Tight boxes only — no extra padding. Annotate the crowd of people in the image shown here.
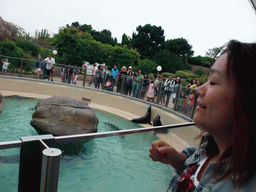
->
[85,64,204,115]
[1,53,203,115]
[34,54,81,85]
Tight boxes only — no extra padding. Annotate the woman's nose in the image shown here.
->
[196,82,206,97]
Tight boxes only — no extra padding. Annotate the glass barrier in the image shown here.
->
[0,148,20,191]
[57,133,174,191]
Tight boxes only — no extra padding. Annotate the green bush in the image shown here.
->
[175,70,195,79]
[194,69,204,76]
[138,59,157,74]
[16,40,40,57]
[188,56,212,67]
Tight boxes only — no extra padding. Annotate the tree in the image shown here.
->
[16,40,40,57]
[106,46,140,69]
[51,27,89,65]
[132,24,165,59]
[188,56,212,67]
[205,46,224,65]
[90,29,117,46]
[0,39,24,70]
[138,59,157,74]
[206,46,224,58]
[35,29,50,40]
[79,24,92,32]
[71,21,80,29]
[164,38,194,58]
[153,50,191,73]
[121,33,132,48]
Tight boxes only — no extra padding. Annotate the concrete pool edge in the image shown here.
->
[0,76,201,151]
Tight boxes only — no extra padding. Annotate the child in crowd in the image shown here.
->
[177,92,186,112]
[186,89,195,115]
[104,79,112,91]
[1,58,11,75]
[145,80,155,102]
[61,66,66,83]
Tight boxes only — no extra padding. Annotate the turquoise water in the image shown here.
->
[0,98,174,192]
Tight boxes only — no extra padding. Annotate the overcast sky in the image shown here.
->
[1,0,256,56]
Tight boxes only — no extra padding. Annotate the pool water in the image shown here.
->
[0,97,175,192]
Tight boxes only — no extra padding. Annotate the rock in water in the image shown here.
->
[30,96,98,136]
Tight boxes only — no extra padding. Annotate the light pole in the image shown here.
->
[53,50,57,63]
[156,66,162,80]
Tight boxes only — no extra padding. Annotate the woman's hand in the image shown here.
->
[149,140,187,171]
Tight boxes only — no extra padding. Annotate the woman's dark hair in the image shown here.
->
[176,77,181,84]
[201,40,256,188]
[190,78,197,85]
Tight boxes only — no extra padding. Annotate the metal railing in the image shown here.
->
[0,122,195,192]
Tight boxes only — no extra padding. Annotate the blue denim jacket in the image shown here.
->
[167,145,256,192]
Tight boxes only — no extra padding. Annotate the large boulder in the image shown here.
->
[30,96,98,136]
[0,17,17,41]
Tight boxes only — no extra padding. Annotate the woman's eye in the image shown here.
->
[209,82,217,85]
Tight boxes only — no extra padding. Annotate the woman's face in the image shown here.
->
[194,53,235,136]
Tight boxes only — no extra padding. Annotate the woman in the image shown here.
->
[95,65,103,89]
[141,73,150,98]
[117,66,127,93]
[186,78,197,89]
[173,77,182,104]
[149,40,255,191]
[125,71,133,96]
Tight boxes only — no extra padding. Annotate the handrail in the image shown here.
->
[0,122,195,150]
[55,122,195,143]
[0,140,22,150]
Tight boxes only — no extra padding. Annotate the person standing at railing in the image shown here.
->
[132,69,142,98]
[172,77,182,105]
[116,66,127,93]
[186,88,195,116]
[149,40,256,191]
[145,80,155,102]
[132,70,137,97]
[141,73,150,99]
[176,91,186,112]
[165,75,175,107]
[110,65,119,90]
[61,65,66,83]
[125,71,133,96]
[43,54,55,81]
[66,64,73,84]
[186,78,197,89]
[127,66,133,75]
[88,64,97,86]
[72,65,80,85]
[160,75,168,105]
[95,65,103,89]
[1,58,11,75]
[153,75,159,102]
[34,54,43,79]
